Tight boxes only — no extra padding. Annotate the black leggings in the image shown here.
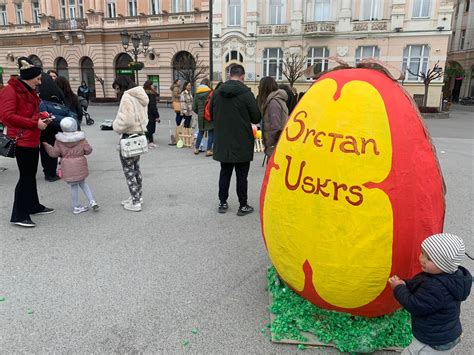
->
[11,146,45,222]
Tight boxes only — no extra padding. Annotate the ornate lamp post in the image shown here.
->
[120,30,151,85]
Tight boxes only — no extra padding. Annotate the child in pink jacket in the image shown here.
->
[43,117,99,214]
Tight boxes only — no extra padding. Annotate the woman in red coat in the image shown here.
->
[1,57,55,227]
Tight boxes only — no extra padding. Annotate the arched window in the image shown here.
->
[225,50,243,63]
[56,57,69,80]
[115,53,134,81]
[28,54,43,67]
[262,48,283,80]
[80,57,95,97]
[172,51,196,83]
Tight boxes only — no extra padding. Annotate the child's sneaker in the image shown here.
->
[73,205,89,214]
[121,196,144,206]
[123,201,142,212]
[90,200,99,211]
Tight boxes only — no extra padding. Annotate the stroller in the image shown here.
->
[78,96,94,126]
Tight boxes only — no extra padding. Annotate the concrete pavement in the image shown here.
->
[0,105,472,353]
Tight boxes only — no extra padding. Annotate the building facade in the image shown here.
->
[446,0,473,100]
[0,0,210,98]
[212,0,455,107]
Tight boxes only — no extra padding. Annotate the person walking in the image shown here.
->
[143,80,160,148]
[257,77,289,158]
[55,76,83,125]
[0,56,55,227]
[43,117,99,214]
[112,76,149,212]
[179,81,193,128]
[210,64,261,216]
[170,79,181,126]
[192,78,214,156]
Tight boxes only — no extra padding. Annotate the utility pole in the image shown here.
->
[209,0,213,82]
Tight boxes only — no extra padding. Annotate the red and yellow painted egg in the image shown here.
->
[260,68,445,317]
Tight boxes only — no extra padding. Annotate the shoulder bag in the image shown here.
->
[119,100,148,158]
[0,129,24,158]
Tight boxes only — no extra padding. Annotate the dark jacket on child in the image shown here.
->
[393,266,472,347]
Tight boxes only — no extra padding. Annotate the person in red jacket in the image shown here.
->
[1,56,55,227]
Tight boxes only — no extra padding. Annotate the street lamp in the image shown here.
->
[120,30,151,84]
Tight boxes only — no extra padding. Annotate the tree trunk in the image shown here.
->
[423,81,429,106]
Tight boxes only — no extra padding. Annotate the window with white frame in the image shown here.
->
[0,6,7,26]
[172,0,192,12]
[355,46,380,64]
[172,0,179,12]
[150,0,160,15]
[68,0,76,18]
[228,0,241,26]
[402,45,430,81]
[412,0,430,18]
[361,0,383,21]
[460,30,466,50]
[263,48,283,80]
[128,0,137,16]
[60,0,66,19]
[15,4,24,24]
[269,0,284,24]
[78,0,84,18]
[184,0,192,12]
[307,47,329,76]
[32,1,40,23]
[106,0,116,18]
[225,50,244,63]
[314,0,331,21]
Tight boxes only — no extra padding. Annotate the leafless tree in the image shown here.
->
[95,74,106,98]
[174,53,209,87]
[406,61,443,107]
[282,52,306,87]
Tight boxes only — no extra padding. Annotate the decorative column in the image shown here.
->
[291,0,303,34]
[390,0,406,31]
[338,0,352,32]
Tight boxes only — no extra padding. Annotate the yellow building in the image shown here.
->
[0,0,210,98]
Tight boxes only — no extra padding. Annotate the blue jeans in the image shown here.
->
[195,130,214,150]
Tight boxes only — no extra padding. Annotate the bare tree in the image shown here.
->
[406,61,443,107]
[282,52,306,87]
[174,53,209,87]
[95,74,106,98]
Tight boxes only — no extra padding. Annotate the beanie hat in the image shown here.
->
[18,56,42,80]
[421,233,465,274]
[60,117,78,133]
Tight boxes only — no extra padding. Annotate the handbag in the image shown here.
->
[120,134,148,158]
[0,130,24,158]
[172,101,181,113]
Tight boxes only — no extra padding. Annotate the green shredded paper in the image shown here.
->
[266,266,412,353]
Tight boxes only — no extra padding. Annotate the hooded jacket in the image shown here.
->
[43,131,92,182]
[259,89,289,157]
[192,84,213,131]
[170,83,180,102]
[179,89,193,116]
[0,77,41,148]
[394,266,472,346]
[113,86,149,135]
[210,80,261,163]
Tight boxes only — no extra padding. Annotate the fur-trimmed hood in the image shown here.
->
[124,86,149,107]
[55,131,86,144]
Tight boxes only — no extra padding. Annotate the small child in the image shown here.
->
[388,233,472,354]
[43,117,99,214]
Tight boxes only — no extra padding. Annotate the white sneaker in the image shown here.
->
[73,205,89,214]
[123,201,142,212]
[148,143,158,148]
[121,196,143,206]
[90,200,99,211]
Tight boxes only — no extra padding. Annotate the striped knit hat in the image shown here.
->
[422,233,465,274]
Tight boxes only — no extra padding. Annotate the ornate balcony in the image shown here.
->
[303,21,336,34]
[352,20,388,32]
[48,18,88,31]
[257,24,290,36]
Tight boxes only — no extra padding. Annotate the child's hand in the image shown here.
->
[388,275,406,289]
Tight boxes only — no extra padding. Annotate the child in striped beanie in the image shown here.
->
[388,233,472,354]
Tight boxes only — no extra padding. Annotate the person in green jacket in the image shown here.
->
[210,64,261,216]
[192,78,214,156]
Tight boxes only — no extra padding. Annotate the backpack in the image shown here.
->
[39,100,79,130]
[203,91,213,122]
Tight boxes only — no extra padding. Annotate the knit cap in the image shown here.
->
[17,56,42,80]
[60,117,78,133]
[421,233,465,274]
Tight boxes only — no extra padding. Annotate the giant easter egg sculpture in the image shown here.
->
[260,68,445,317]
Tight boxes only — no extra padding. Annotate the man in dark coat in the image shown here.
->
[210,64,261,216]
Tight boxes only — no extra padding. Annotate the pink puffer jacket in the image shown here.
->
[43,131,92,183]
